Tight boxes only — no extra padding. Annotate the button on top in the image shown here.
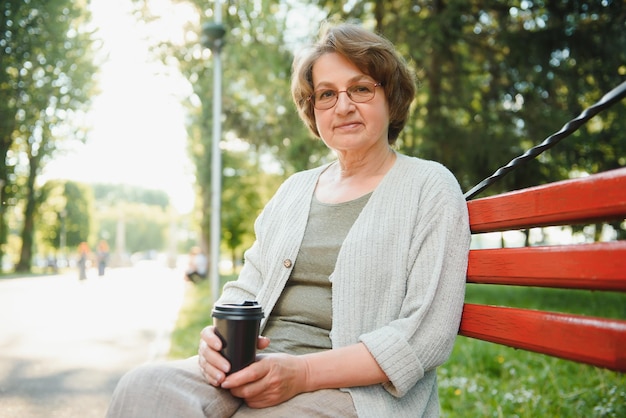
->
[283,259,293,268]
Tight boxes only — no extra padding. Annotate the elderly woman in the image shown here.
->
[107,22,469,418]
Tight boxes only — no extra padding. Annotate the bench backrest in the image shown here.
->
[459,167,626,372]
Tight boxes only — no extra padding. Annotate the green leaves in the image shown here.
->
[2,0,98,271]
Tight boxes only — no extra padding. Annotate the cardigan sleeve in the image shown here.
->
[357,163,470,398]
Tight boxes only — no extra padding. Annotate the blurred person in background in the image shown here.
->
[96,239,110,276]
[77,241,90,281]
[184,246,208,284]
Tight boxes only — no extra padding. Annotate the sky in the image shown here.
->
[41,0,197,213]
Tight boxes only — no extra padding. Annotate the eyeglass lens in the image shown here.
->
[311,83,379,109]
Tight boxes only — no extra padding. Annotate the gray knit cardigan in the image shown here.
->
[217,152,471,417]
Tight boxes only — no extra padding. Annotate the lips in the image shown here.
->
[335,121,362,130]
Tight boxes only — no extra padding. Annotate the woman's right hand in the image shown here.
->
[198,325,270,387]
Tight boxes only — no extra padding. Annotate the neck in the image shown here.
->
[334,146,395,180]
[315,147,396,204]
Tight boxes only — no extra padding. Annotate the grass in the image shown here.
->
[439,339,626,417]
[439,285,626,417]
[168,274,236,359]
[169,278,626,417]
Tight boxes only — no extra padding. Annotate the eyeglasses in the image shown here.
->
[308,82,382,110]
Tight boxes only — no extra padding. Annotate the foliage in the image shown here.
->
[62,181,95,248]
[36,180,66,250]
[221,149,263,270]
[218,1,332,173]
[36,179,94,253]
[0,0,98,271]
[91,184,172,255]
[35,180,174,268]
[95,202,170,254]
[92,183,170,209]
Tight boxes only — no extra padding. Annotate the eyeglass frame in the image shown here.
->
[308,82,383,110]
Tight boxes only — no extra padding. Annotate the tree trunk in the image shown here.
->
[0,141,13,273]
[15,155,39,272]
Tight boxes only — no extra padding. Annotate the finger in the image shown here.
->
[257,335,270,350]
[200,326,222,351]
[198,340,231,385]
[221,359,265,390]
[198,350,223,386]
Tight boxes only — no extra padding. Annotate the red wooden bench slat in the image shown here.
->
[468,167,626,233]
[459,303,626,372]
[461,169,626,371]
[467,241,626,291]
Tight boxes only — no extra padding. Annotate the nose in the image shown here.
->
[334,91,354,113]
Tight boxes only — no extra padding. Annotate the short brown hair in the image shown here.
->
[291,23,416,144]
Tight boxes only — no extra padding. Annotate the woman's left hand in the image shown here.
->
[221,353,310,408]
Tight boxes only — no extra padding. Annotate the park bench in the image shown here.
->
[457,81,626,373]
[459,167,626,372]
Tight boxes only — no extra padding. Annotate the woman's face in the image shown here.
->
[311,52,389,154]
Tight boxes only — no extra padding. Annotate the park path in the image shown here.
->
[0,262,187,417]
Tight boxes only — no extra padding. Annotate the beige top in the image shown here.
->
[263,193,371,355]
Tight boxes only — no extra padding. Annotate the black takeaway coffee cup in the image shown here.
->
[211,301,265,374]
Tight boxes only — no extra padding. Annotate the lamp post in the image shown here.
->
[202,5,226,305]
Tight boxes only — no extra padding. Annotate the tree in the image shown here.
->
[0,0,23,264]
[95,202,171,255]
[61,181,94,250]
[36,180,67,254]
[37,180,172,267]
[36,180,94,258]
[2,0,97,272]
[221,147,281,271]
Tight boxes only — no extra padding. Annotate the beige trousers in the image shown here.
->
[106,356,357,418]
